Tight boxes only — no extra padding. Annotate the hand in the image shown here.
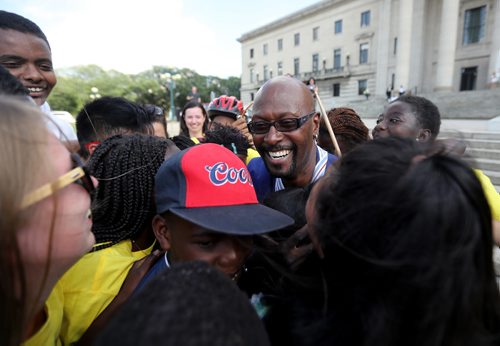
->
[280,225,313,271]
[232,117,255,148]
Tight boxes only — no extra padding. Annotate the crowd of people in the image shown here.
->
[1,10,500,346]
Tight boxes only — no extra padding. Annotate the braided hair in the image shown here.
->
[87,134,171,250]
[319,107,369,154]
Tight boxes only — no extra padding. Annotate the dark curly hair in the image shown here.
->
[305,137,500,345]
[96,261,270,345]
[87,134,171,250]
[393,95,441,139]
[203,123,250,158]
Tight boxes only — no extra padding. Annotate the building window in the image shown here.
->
[277,38,283,51]
[294,58,300,76]
[463,6,486,45]
[263,65,269,81]
[335,20,342,34]
[359,43,369,64]
[358,79,367,95]
[250,48,254,59]
[250,92,255,101]
[361,10,370,27]
[250,68,254,83]
[333,83,340,97]
[393,37,398,55]
[294,33,300,46]
[313,27,319,41]
[263,43,268,56]
[334,49,341,70]
[277,61,283,76]
[312,54,319,72]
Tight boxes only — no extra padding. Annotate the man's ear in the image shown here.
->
[152,215,172,251]
[417,129,432,142]
[88,142,99,156]
[313,112,320,132]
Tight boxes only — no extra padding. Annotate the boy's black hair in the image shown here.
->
[96,261,270,346]
[0,11,50,48]
[76,97,155,158]
[203,123,250,157]
[393,95,441,139]
[0,65,29,98]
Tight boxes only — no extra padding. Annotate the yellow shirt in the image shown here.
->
[246,148,260,166]
[474,169,500,221]
[22,283,64,346]
[58,240,152,345]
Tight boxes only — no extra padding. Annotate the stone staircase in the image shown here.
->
[323,88,500,120]
[440,130,500,192]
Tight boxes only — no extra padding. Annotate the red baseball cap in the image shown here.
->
[155,143,294,235]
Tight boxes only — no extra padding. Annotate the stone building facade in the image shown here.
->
[237,0,500,107]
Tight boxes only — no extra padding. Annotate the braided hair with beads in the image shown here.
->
[87,134,172,250]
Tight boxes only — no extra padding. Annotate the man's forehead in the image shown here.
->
[254,81,311,115]
[0,29,50,55]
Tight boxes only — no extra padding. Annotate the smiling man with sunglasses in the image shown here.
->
[247,76,337,201]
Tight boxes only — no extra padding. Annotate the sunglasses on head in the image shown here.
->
[248,111,316,135]
[21,153,95,208]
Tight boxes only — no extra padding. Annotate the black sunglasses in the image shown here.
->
[248,111,316,135]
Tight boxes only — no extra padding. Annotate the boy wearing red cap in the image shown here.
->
[136,143,293,290]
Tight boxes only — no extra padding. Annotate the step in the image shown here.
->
[482,170,500,186]
[465,139,500,150]
[472,158,500,172]
[466,148,500,161]
[440,131,500,141]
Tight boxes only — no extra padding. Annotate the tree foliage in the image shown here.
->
[48,65,241,117]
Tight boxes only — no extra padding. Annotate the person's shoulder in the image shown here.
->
[245,148,261,165]
[134,256,168,294]
[326,152,338,163]
[45,112,77,141]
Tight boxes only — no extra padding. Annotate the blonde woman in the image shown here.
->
[0,97,96,345]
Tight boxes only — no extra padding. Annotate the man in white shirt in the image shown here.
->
[0,11,77,142]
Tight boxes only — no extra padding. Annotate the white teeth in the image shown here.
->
[268,150,291,159]
[27,87,44,92]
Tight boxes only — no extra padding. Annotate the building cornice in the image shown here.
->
[237,0,344,42]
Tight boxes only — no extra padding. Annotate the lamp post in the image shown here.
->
[160,73,181,121]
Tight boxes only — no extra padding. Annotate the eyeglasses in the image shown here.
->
[21,153,95,208]
[248,111,316,135]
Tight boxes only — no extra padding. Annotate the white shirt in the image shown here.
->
[40,102,78,141]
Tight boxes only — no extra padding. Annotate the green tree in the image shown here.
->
[47,64,241,118]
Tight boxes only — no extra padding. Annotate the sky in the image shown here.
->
[2,0,320,78]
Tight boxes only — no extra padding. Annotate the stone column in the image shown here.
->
[488,0,500,79]
[434,0,460,91]
[375,0,392,95]
[395,0,414,92]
